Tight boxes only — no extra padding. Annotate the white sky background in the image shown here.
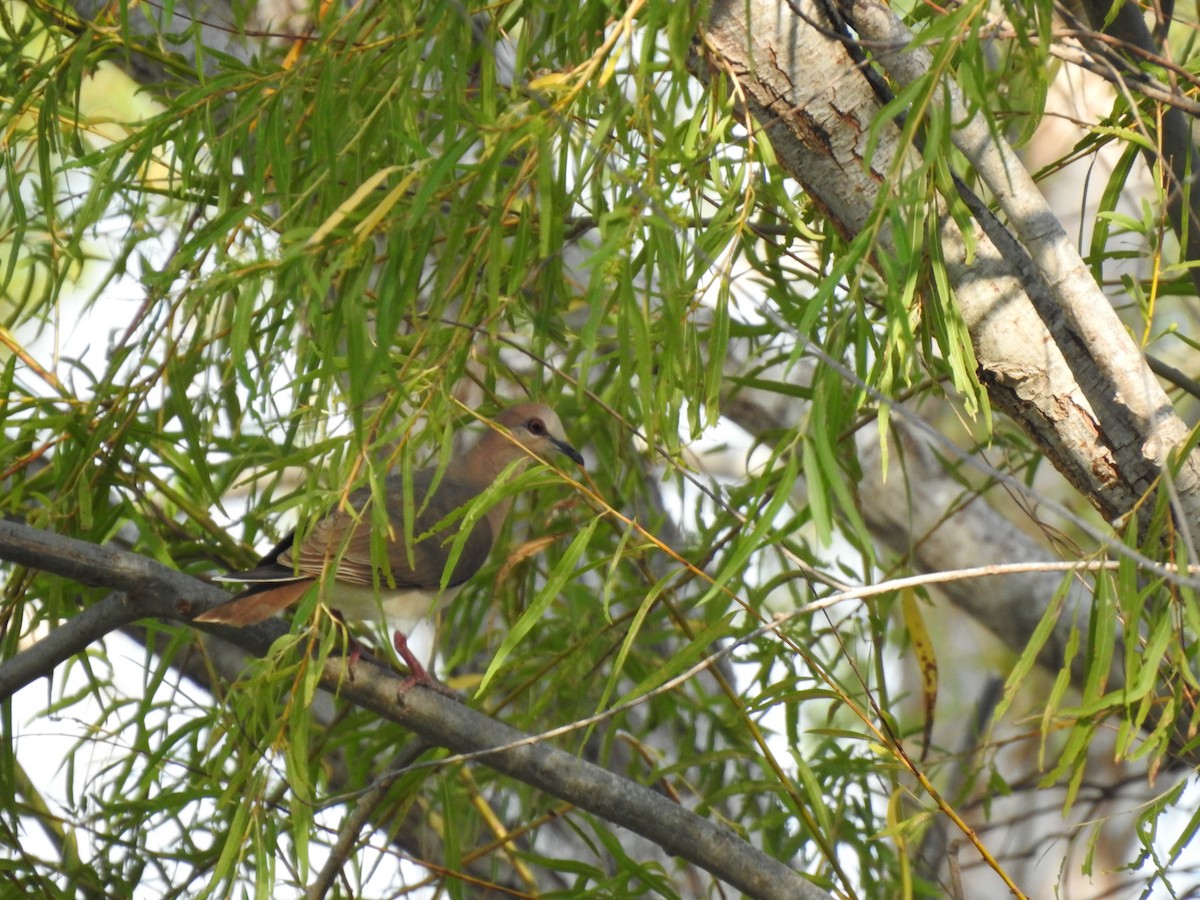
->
[10,634,426,898]
[5,13,1200,900]
[13,216,1198,900]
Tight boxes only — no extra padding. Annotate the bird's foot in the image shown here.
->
[393,631,461,701]
[329,612,379,681]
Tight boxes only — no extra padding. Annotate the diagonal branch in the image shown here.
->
[697,0,1200,538]
[0,519,827,900]
[839,0,1200,538]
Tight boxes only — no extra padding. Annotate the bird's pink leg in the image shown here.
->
[393,631,458,698]
[392,630,432,685]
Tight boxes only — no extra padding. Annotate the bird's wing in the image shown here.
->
[285,472,497,590]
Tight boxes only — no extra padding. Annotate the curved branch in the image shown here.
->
[330,656,827,900]
[305,737,435,900]
[0,519,827,900]
[0,592,161,700]
[840,0,1200,535]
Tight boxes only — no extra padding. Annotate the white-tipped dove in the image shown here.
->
[195,403,584,686]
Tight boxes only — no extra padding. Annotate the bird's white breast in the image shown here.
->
[319,581,460,634]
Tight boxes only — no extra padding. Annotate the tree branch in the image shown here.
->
[0,519,828,900]
[839,0,1200,535]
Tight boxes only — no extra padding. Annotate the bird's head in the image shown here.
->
[491,403,585,467]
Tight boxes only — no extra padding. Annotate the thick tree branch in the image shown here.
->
[720,349,1200,768]
[697,0,1200,540]
[840,0,1200,534]
[0,520,827,900]
[1,592,168,700]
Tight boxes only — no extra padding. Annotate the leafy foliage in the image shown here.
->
[3,0,1200,896]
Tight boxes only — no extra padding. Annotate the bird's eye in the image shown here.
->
[527,418,546,435]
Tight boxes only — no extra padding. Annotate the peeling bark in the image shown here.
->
[697,0,1200,536]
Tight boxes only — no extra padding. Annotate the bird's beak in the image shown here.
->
[553,438,585,467]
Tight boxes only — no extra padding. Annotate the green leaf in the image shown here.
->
[477,516,600,696]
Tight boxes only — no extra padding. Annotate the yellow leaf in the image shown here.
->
[308,165,405,246]
[528,71,572,93]
[352,169,423,243]
[901,588,938,760]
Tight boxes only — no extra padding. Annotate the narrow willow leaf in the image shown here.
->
[477,517,600,696]
[901,589,938,759]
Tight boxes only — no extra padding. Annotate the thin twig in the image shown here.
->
[305,738,434,900]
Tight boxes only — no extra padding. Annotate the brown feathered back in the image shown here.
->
[194,402,582,626]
